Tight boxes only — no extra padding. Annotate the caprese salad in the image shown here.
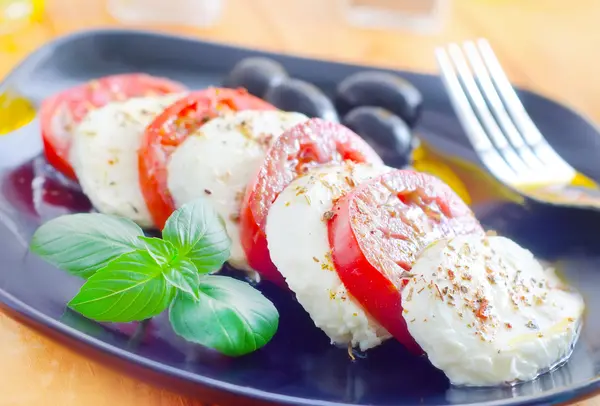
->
[36,65,584,388]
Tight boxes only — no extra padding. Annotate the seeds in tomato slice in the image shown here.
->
[240,118,384,286]
[138,87,276,229]
[327,169,484,353]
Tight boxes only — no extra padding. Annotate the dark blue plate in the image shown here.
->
[1,29,600,406]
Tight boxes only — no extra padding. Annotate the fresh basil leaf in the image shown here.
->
[163,258,201,300]
[138,236,178,266]
[169,275,278,356]
[68,250,175,322]
[30,213,143,278]
[162,199,231,273]
[138,236,201,299]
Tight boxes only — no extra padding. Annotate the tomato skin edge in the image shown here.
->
[239,201,288,287]
[41,129,77,180]
[328,190,423,355]
[40,94,78,180]
[138,134,176,231]
[138,97,185,231]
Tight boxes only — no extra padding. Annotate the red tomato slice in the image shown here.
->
[138,87,277,229]
[40,73,187,180]
[328,169,484,353]
[240,118,384,286]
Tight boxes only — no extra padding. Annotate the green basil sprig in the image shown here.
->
[30,198,279,357]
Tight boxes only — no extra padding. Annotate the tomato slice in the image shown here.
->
[328,169,484,353]
[138,87,277,230]
[240,118,384,286]
[40,73,187,180]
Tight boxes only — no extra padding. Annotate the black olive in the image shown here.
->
[264,78,339,122]
[342,106,414,168]
[335,71,423,127]
[223,57,288,98]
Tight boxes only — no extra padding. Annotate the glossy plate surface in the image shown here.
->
[1,29,600,406]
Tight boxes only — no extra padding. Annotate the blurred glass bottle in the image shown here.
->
[107,0,224,27]
[341,0,450,34]
[0,0,42,136]
[0,0,43,34]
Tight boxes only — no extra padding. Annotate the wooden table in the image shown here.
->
[1,0,599,405]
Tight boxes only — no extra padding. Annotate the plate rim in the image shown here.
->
[1,27,600,406]
[3,285,599,406]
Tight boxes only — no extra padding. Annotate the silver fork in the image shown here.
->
[434,39,600,207]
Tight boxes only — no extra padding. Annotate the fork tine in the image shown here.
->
[462,41,544,170]
[446,43,533,178]
[434,47,518,184]
[476,39,576,177]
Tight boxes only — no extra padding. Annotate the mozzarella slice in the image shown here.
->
[266,162,393,351]
[402,234,584,387]
[70,94,184,227]
[167,110,308,272]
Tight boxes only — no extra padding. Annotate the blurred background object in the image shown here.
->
[106,0,224,27]
[0,0,43,35]
[341,0,450,33]
[0,0,42,136]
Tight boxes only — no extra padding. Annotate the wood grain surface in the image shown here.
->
[1,0,599,405]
